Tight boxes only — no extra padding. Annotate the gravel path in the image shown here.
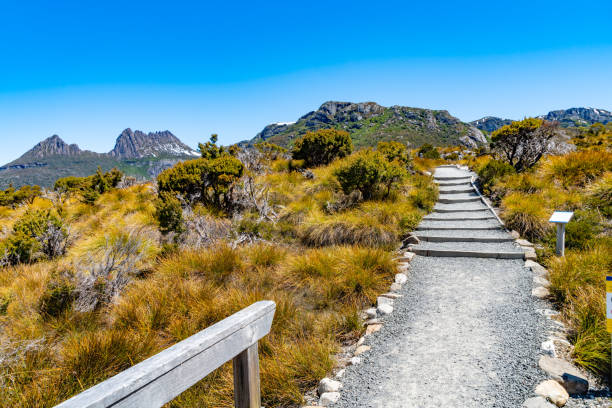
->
[330,166,605,407]
[332,257,549,408]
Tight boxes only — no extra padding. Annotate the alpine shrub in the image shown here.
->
[292,129,353,167]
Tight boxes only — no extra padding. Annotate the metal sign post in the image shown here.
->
[548,211,574,256]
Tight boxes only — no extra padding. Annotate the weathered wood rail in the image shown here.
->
[54,301,276,408]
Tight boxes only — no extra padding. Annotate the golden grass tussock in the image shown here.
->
[548,243,612,376]
[500,192,552,241]
[544,150,612,188]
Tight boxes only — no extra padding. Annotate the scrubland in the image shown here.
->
[0,146,437,407]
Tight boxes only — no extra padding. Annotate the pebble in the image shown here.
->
[377,303,393,315]
[395,273,408,284]
[354,345,371,356]
[319,391,341,406]
[318,377,342,395]
[533,286,551,299]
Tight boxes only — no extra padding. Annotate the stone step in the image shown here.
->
[437,187,475,194]
[434,176,472,181]
[416,229,511,239]
[433,206,489,213]
[424,215,496,221]
[417,225,502,230]
[416,235,514,243]
[438,196,482,204]
[410,248,525,259]
[435,180,472,186]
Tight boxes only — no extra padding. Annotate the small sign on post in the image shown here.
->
[548,211,573,256]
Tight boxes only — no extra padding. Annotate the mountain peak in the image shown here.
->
[109,128,198,159]
[17,135,83,161]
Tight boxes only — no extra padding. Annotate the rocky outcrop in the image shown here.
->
[249,101,487,148]
[540,107,612,127]
[19,135,83,160]
[109,128,198,159]
[470,116,513,133]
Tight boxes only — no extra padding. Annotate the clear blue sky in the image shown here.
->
[1,0,611,164]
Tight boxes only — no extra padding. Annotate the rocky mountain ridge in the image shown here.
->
[0,129,199,189]
[471,107,612,133]
[249,101,488,149]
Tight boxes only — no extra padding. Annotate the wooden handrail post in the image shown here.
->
[233,342,261,408]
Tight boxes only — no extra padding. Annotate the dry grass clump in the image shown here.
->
[501,192,551,241]
[548,242,612,376]
[300,221,397,248]
[587,172,612,217]
[544,150,612,188]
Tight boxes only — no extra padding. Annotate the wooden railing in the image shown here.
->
[54,301,276,408]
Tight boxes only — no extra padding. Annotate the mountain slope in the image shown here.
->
[249,101,487,149]
[0,130,199,189]
[471,107,612,133]
[109,129,199,159]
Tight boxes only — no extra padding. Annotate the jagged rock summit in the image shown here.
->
[1,129,199,189]
[250,101,487,148]
[19,135,85,160]
[470,117,514,133]
[109,128,199,159]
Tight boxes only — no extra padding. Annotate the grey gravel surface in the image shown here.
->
[418,219,501,229]
[332,256,549,408]
[434,202,489,211]
[424,211,494,220]
[411,240,522,252]
[416,229,513,238]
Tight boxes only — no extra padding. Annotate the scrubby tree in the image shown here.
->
[54,167,123,204]
[157,155,244,214]
[334,149,407,199]
[491,118,558,172]
[292,129,353,167]
[377,141,411,167]
[418,143,440,159]
[0,184,42,207]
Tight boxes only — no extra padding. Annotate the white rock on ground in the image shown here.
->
[397,263,410,273]
[365,323,382,335]
[319,391,341,406]
[522,396,556,407]
[354,345,371,356]
[395,273,408,284]
[525,260,548,277]
[377,296,393,307]
[318,377,342,395]
[335,369,345,378]
[533,276,551,287]
[380,293,402,299]
[535,380,569,407]
[516,239,534,247]
[525,248,537,261]
[532,286,550,298]
[365,308,377,319]
[538,356,589,395]
[377,303,393,315]
[541,340,556,357]
[511,230,521,239]
[356,337,365,346]
[390,282,402,292]
[349,357,362,365]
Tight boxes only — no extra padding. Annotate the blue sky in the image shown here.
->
[0,0,611,164]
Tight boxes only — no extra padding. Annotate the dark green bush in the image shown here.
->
[155,192,184,234]
[0,295,10,315]
[0,185,42,207]
[418,143,440,159]
[377,141,411,167]
[55,167,123,204]
[0,209,66,265]
[477,159,516,194]
[334,150,407,199]
[292,129,353,167]
[157,153,244,214]
[39,273,75,318]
